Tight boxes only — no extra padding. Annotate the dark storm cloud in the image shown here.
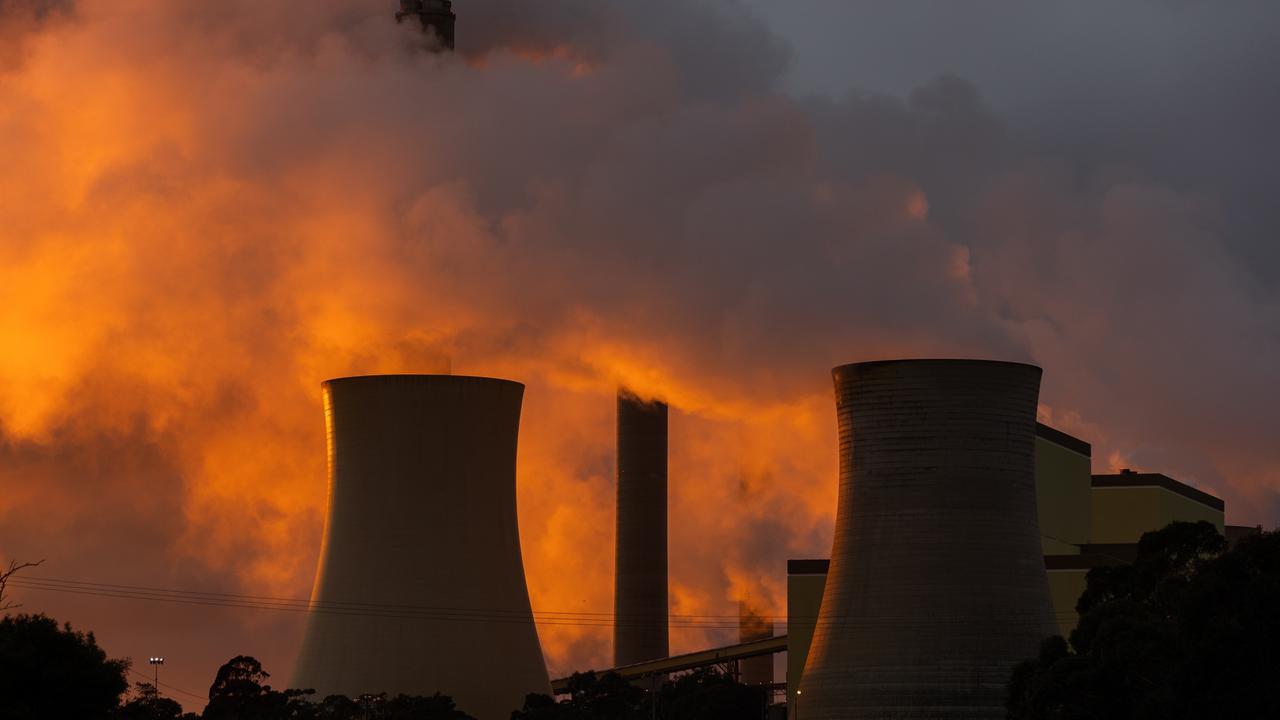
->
[0,0,70,67]
[744,0,1280,279]
[463,0,790,98]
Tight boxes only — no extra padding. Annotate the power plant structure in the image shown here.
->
[614,390,670,667]
[798,360,1058,718]
[287,362,1246,719]
[291,375,549,720]
[397,0,456,50]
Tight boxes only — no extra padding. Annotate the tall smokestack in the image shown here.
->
[738,601,774,685]
[396,0,456,51]
[614,390,669,666]
[799,360,1057,718]
[292,375,549,720]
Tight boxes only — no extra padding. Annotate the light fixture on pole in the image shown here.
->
[148,657,165,696]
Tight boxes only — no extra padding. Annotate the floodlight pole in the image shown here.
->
[148,657,165,697]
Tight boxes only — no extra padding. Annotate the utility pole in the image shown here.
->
[651,675,657,720]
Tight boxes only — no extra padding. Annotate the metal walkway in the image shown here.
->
[550,634,789,694]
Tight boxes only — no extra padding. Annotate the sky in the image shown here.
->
[1,0,1278,710]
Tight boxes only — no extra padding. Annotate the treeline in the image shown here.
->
[0,628,476,720]
[514,668,768,720]
[1007,522,1280,719]
[0,613,770,720]
[16,520,1273,720]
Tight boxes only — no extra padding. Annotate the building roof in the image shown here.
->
[787,559,831,575]
[1044,551,1130,571]
[1092,471,1225,511]
[1035,422,1092,457]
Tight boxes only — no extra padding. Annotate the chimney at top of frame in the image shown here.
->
[397,0,456,51]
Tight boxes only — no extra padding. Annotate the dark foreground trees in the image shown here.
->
[1007,521,1280,719]
[0,613,129,720]
[0,603,761,719]
[513,668,768,720]
[0,621,477,720]
[202,655,475,720]
[118,682,197,720]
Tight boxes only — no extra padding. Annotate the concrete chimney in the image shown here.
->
[738,601,775,685]
[613,389,669,666]
[396,0,456,50]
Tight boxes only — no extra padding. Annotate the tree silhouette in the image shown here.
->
[203,655,477,720]
[513,671,646,720]
[116,682,196,720]
[202,655,291,720]
[1007,522,1280,719]
[0,613,129,720]
[513,668,767,720]
[658,668,767,720]
[0,559,44,611]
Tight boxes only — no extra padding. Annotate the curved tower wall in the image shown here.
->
[292,375,549,720]
[613,390,669,666]
[800,360,1058,719]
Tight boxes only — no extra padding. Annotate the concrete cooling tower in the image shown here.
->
[292,375,549,720]
[613,390,669,666]
[799,360,1058,719]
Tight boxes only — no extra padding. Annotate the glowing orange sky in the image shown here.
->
[1,0,1276,708]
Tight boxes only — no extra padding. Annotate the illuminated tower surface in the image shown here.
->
[800,359,1058,719]
[292,375,548,720]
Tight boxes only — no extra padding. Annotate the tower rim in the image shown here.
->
[322,374,524,391]
[833,358,1042,376]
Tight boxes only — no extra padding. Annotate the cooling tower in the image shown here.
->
[799,360,1058,719]
[613,390,669,666]
[292,375,549,720]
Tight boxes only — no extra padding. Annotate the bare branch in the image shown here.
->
[0,558,46,611]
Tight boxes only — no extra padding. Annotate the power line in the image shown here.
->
[126,665,206,703]
[10,576,1081,628]
[10,527,1104,626]
[11,578,729,628]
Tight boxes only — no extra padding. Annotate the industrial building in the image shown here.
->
[543,359,1245,719]
[786,422,1239,706]
[292,375,549,720]
[289,361,1242,718]
[1042,469,1229,636]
